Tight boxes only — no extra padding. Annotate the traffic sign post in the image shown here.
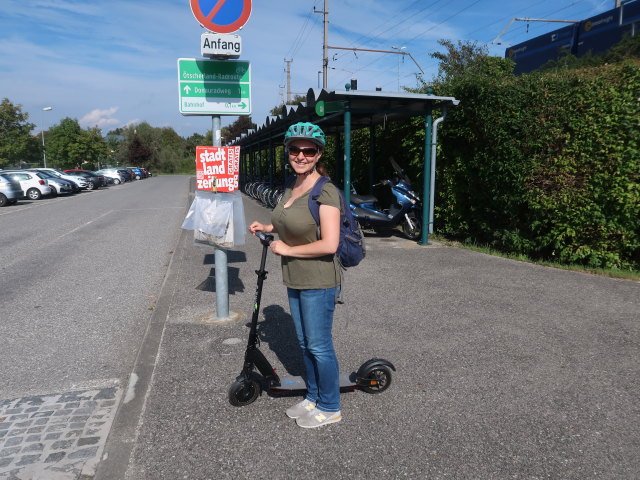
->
[177,58,251,115]
[182,0,253,322]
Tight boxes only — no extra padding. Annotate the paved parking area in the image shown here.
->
[97,192,639,480]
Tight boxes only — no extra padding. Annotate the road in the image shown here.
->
[0,175,189,399]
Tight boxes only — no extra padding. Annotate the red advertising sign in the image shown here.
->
[195,146,240,192]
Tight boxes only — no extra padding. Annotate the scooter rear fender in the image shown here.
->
[356,358,396,378]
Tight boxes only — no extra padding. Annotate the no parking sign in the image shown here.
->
[190,0,252,34]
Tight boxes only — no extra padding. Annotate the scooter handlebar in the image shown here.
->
[256,230,274,246]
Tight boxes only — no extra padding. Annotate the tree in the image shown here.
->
[221,116,256,144]
[0,98,40,168]
[46,118,107,169]
[269,94,307,116]
[127,133,153,167]
[428,40,513,86]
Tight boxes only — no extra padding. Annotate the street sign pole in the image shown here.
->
[211,114,229,319]
[186,0,253,322]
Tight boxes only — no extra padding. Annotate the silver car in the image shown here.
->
[34,168,89,190]
[96,168,125,185]
[0,174,23,206]
[28,169,74,195]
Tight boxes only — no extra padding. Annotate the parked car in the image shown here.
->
[63,170,105,190]
[34,168,88,191]
[0,170,52,200]
[126,167,145,180]
[117,169,133,182]
[27,169,73,196]
[96,168,125,185]
[0,173,23,206]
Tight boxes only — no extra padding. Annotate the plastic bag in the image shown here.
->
[181,190,246,247]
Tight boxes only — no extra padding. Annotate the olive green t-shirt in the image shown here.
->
[271,179,341,289]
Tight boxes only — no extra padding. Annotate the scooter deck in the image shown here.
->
[269,373,357,393]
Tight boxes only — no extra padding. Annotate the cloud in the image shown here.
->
[80,107,120,128]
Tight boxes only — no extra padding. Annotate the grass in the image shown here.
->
[430,235,640,282]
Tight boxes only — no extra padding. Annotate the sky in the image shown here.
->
[0,0,615,138]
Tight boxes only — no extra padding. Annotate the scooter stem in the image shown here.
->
[246,231,274,348]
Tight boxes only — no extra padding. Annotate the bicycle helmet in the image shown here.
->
[283,122,326,148]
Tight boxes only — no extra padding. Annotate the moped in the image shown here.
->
[350,158,422,240]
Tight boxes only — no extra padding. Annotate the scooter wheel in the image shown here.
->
[228,377,261,406]
[361,365,393,394]
[402,213,421,241]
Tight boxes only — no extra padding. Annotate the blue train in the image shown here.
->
[506,1,640,74]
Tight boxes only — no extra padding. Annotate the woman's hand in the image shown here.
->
[249,221,271,235]
[269,240,290,257]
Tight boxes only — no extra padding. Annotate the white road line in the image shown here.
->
[56,209,114,241]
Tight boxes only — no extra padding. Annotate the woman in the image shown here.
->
[248,122,343,429]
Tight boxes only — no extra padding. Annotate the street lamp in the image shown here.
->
[391,46,406,91]
[41,106,53,168]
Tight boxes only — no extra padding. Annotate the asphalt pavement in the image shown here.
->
[98,179,639,480]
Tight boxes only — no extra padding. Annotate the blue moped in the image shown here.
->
[350,158,422,240]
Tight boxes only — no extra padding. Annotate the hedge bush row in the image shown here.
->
[435,60,639,269]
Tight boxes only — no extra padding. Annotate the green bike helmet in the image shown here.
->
[283,122,326,149]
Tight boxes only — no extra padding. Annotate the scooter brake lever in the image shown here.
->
[256,230,274,246]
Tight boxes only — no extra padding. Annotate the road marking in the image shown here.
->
[55,210,113,241]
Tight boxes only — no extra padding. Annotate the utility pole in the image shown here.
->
[314,0,329,88]
[284,58,293,103]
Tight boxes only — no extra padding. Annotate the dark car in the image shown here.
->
[126,167,146,180]
[117,169,133,182]
[63,169,105,190]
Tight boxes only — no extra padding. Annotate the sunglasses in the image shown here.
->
[287,146,319,158]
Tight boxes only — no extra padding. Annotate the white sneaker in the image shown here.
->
[285,399,316,419]
[296,408,342,429]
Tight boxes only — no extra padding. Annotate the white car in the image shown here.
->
[0,170,52,200]
[96,169,125,184]
[35,168,89,190]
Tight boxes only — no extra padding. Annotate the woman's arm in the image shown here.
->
[270,204,340,258]
[248,221,276,234]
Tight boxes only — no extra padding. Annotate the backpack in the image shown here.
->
[308,176,366,268]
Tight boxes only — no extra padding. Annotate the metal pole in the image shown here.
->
[212,114,229,319]
[429,115,446,234]
[343,104,351,205]
[369,122,376,195]
[323,0,329,88]
[420,108,433,245]
[41,130,47,168]
[41,106,52,168]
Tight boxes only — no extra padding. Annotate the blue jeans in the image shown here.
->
[287,287,340,413]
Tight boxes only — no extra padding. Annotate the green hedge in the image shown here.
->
[436,60,640,269]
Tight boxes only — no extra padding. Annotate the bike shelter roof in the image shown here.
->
[230,87,460,245]
[229,88,460,146]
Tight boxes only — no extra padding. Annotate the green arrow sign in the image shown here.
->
[177,58,251,115]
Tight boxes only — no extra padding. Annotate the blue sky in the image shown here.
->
[0,0,612,137]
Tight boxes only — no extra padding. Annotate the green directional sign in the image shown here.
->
[177,58,251,115]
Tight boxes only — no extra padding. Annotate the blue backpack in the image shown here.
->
[308,176,366,268]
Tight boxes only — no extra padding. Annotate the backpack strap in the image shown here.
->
[308,176,331,226]
[308,176,344,300]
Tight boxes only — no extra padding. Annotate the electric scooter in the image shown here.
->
[228,231,395,407]
[350,157,422,240]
